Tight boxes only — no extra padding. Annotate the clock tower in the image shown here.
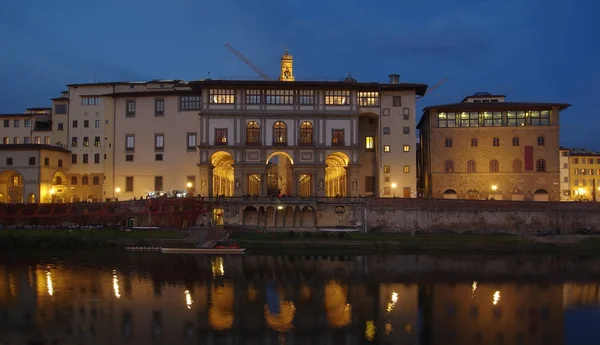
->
[279,49,295,82]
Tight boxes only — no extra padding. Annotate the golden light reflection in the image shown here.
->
[324,281,352,328]
[493,290,501,305]
[185,290,193,309]
[300,284,311,300]
[386,291,398,313]
[247,284,258,302]
[365,320,376,341]
[211,257,225,277]
[113,270,120,299]
[472,281,478,297]
[385,322,394,335]
[265,300,296,332]
[209,283,234,331]
[46,270,53,296]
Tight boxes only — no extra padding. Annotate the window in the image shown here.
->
[28,157,36,165]
[530,110,550,126]
[325,90,350,105]
[392,96,402,107]
[44,136,50,145]
[125,135,135,152]
[215,129,228,145]
[24,137,30,144]
[403,165,410,173]
[489,160,499,172]
[33,136,40,144]
[209,89,235,104]
[383,187,391,195]
[13,120,19,127]
[357,92,379,107]
[298,90,314,105]
[365,176,374,193]
[403,108,410,120]
[58,159,63,167]
[83,120,89,128]
[154,176,163,191]
[95,120,100,128]
[186,133,197,150]
[180,96,201,110]
[513,159,522,172]
[482,111,502,126]
[93,176,100,185]
[299,121,313,145]
[55,104,67,114]
[459,112,479,127]
[94,154,100,164]
[402,127,409,134]
[537,136,545,146]
[573,158,579,164]
[126,176,134,192]
[126,100,136,117]
[365,136,374,151]
[384,145,390,152]
[445,138,453,148]
[266,90,294,105]
[2,120,8,127]
[246,121,261,144]
[155,134,164,151]
[536,159,546,172]
[467,160,476,173]
[438,112,457,128]
[58,123,64,130]
[507,111,526,126]
[383,165,390,173]
[444,160,454,173]
[83,137,89,147]
[13,137,19,144]
[564,177,569,183]
[72,120,78,128]
[155,99,164,115]
[5,157,13,166]
[155,154,163,161]
[245,90,261,104]
[94,136,100,147]
[563,163,568,169]
[383,127,390,134]
[273,121,287,145]
[511,137,520,146]
[44,157,49,166]
[492,137,500,146]
[71,176,77,185]
[82,154,88,164]
[2,137,8,144]
[24,119,31,127]
[403,145,410,152]
[125,154,134,162]
[82,176,88,185]
[71,137,78,147]
[331,129,344,146]
[471,138,478,147]
[81,97,99,106]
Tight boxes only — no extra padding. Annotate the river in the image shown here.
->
[1,252,599,345]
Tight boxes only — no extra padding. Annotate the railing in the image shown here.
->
[206,196,368,204]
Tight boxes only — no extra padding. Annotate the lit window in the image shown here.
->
[266,90,294,105]
[245,90,261,104]
[383,165,390,173]
[331,129,344,146]
[384,145,390,152]
[325,90,350,105]
[403,145,410,152]
[155,134,164,151]
[403,165,410,173]
[357,92,379,107]
[209,89,235,104]
[215,129,228,145]
[365,136,374,151]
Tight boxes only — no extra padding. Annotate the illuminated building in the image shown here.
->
[564,148,600,201]
[559,148,570,201]
[417,92,570,201]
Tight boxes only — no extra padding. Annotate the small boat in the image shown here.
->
[160,248,246,254]
[125,246,162,252]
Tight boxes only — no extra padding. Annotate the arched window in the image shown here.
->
[71,176,77,185]
[55,176,62,185]
[92,176,100,185]
[445,138,453,148]
[512,159,522,172]
[471,138,478,147]
[489,160,499,172]
[82,176,89,185]
[492,137,500,146]
[444,160,454,173]
[273,121,287,145]
[537,136,545,146]
[512,137,520,146]
[467,160,476,173]
[246,121,260,144]
[299,121,313,145]
[536,159,546,172]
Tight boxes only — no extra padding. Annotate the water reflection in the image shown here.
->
[1,254,600,344]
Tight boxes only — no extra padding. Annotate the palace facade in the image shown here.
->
[0,51,427,202]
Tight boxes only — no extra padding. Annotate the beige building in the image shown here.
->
[0,108,52,146]
[559,148,571,201]
[567,148,600,201]
[418,92,570,201]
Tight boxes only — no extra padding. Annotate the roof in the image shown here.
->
[188,79,429,96]
[567,148,600,157]
[0,113,34,118]
[460,92,506,103]
[0,144,70,153]
[103,90,196,98]
[66,80,186,87]
[50,97,69,101]
[26,107,51,111]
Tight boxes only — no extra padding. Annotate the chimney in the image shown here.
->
[388,74,400,84]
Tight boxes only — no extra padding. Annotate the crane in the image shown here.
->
[417,77,449,100]
[225,43,271,80]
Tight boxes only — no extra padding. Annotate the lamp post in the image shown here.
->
[391,183,397,198]
[115,187,121,201]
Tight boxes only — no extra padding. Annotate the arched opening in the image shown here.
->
[511,188,524,201]
[466,189,480,200]
[0,170,24,203]
[27,193,36,203]
[266,151,293,196]
[534,189,549,202]
[246,121,260,145]
[272,121,287,146]
[443,189,457,200]
[299,121,313,145]
[211,151,234,197]
[325,152,349,197]
[243,206,259,226]
[488,188,502,201]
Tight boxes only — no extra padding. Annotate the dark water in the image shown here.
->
[1,252,600,345]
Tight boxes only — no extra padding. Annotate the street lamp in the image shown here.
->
[391,183,397,198]
[491,184,498,191]
[115,187,121,201]
[186,182,193,189]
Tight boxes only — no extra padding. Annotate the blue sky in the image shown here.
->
[0,0,598,149]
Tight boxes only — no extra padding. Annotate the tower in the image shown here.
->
[279,49,294,82]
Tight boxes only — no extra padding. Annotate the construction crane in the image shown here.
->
[417,77,449,100]
[225,43,271,80]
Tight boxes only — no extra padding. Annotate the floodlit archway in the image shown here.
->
[211,151,234,197]
[266,151,293,196]
[0,170,24,203]
[325,152,349,197]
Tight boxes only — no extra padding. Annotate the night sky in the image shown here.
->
[1,0,598,149]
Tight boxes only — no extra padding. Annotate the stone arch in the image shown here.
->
[0,170,24,203]
[301,206,315,228]
[283,206,294,227]
[52,171,67,185]
[211,151,234,197]
[325,152,350,197]
[443,189,457,200]
[293,206,302,227]
[243,206,259,226]
[466,189,480,200]
[266,151,294,196]
[534,189,549,202]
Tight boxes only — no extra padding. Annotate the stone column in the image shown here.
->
[314,164,326,197]
[346,164,360,197]
[198,165,214,198]
[233,165,244,197]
